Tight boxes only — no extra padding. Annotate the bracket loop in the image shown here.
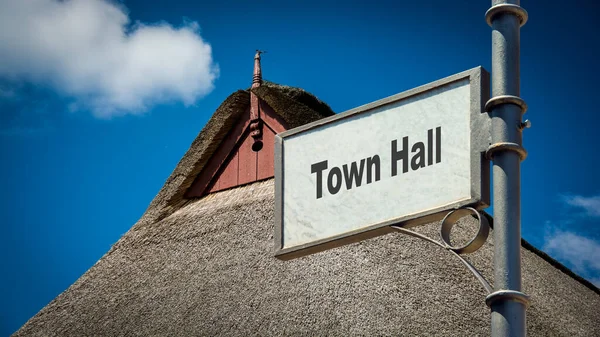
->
[485,4,528,27]
[440,207,490,254]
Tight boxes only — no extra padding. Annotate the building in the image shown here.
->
[14,53,600,336]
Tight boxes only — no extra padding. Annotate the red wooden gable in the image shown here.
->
[185,100,288,198]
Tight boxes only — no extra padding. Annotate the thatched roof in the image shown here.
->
[14,83,600,336]
[15,180,600,336]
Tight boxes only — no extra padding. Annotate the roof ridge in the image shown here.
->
[251,79,334,118]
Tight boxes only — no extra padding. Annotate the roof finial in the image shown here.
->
[252,50,266,88]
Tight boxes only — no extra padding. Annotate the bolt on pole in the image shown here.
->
[484,1,530,336]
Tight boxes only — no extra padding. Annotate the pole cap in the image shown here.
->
[485,4,528,27]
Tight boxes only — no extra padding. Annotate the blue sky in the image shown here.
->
[1,0,599,335]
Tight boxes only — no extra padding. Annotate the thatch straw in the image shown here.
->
[15,179,600,336]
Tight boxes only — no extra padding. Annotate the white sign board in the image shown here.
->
[275,67,490,260]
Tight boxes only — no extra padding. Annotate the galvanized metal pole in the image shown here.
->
[484,1,530,336]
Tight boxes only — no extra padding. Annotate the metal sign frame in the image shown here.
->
[274,67,490,260]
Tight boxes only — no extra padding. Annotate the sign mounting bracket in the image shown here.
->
[390,207,493,294]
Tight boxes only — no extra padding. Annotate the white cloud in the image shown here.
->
[543,230,600,282]
[0,0,218,118]
[561,194,600,218]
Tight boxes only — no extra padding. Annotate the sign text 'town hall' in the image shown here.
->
[310,127,442,199]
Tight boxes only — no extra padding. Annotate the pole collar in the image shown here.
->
[486,290,530,308]
[485,95,527,114]
[485,4,528,27]
[486,142,528,161]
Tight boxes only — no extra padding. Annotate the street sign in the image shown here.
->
[274,67,490,260]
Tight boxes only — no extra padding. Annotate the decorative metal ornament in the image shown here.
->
[250,50,265,152]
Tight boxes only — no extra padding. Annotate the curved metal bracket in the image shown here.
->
[390,207,493,293]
